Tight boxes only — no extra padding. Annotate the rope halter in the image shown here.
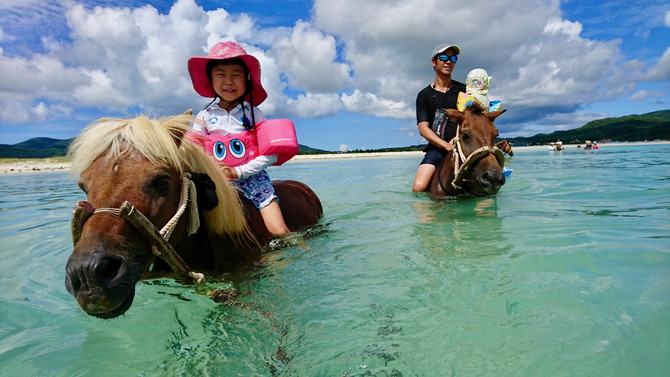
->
[449,124,505,191]
[71,173,206,284]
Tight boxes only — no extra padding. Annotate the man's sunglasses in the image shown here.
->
[437,55,458,63]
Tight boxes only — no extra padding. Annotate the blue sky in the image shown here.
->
[0,0,668,151]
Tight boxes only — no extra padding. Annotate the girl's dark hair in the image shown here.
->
[204,57,256,130]
[206,57,249,83]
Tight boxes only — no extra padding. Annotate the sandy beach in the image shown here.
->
[1,141,668,174]
[0,158,72,174]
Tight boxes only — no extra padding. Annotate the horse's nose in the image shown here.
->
[65,251,127,295]
[480,170,506,190]
[497,174,506,187]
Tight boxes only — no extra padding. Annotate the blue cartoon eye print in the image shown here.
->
[212,140,247,162]
[229,139,246,158]
[213,141,226,161]
[204,134,258,167]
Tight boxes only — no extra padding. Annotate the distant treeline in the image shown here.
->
[503,110,670,146]
[1,110,668,158]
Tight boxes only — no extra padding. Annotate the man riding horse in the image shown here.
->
[412,43,466,193]
[412,43,507,198]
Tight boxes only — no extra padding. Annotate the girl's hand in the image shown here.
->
[221,166,238,179]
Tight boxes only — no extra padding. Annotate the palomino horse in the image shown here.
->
[65,114,322,318]
[495,139,514,157]
[431,105,507,198]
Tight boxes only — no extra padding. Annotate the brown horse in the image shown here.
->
[430,105,507,198]
[495,139,514,156]
[65,114,322,319]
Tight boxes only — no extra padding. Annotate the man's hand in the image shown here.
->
[443,140,454,152]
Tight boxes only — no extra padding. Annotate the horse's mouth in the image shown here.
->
[78,289,136,319]
[93,291,135,319]
[66,270,139,319]
[480,181,505,196]
[470,179,504,197]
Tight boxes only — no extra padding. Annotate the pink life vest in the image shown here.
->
[187,119,299,168]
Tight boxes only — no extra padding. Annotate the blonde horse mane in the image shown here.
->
[68,114,253,243]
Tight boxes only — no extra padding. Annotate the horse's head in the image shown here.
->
[65,114,249,318]
[443,105,507,197]
[495,140,514,156]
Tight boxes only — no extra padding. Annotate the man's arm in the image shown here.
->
[417,121,453,152]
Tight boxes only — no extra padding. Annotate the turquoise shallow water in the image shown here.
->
[1,144,669,376]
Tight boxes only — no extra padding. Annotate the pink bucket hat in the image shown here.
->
[188,41,268,106]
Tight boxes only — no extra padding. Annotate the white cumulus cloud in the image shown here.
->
[0,0,667,142]
[273,21,351,93]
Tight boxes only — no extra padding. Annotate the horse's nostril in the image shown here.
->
[94,255,125,288]
[496,176,506,187]
[65,269,80,294]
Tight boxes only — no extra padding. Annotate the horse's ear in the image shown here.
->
[446,109,464,125]
[168,113,195,148]
[169,126,187,148]
[487,109,507,123]
[179,109,194,146]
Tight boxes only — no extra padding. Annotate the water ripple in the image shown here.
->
[1,146,669,376]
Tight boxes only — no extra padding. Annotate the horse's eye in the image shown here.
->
[212,141,226,161]
[146,174,171,197]
[461,132,470,141]
[229,139,246,158]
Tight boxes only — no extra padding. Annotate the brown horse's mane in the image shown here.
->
[463,102,488,116]
[67,114,252,242]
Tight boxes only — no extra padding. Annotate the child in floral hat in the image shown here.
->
[187,41,290,236]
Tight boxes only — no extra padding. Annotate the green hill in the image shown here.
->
[504,110,670,145]
[0,137,74,158]
[296,144,331,154]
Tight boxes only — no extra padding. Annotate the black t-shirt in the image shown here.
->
[415,81,466,148]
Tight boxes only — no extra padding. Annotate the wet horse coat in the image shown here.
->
[64,114,322,318]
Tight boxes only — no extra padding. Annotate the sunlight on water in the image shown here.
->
[1,145,669,376]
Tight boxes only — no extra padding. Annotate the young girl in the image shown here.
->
[187,41,290,236]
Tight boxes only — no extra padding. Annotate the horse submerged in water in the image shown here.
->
[430,105,507,198]
[65,114,322,319]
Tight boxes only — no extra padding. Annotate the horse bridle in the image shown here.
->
[71,173,206,284]
[437,124,505,193]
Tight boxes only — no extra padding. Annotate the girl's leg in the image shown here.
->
[259,200,290,235]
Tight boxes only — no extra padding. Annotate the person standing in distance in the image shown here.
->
[412,43,466,192]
